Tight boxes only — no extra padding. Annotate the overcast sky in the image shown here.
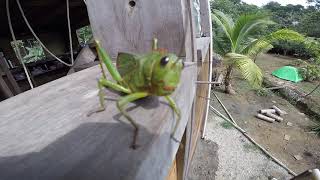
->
[242,0,308,7]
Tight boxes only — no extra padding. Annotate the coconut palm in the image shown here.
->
[212,10,305,94]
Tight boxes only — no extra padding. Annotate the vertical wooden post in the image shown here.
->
[0,56,21,95]
[0,72,14,98]
[85,0,212,179]
[86,0,188,59]
[199,0,213,138]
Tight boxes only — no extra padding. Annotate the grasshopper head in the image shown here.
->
[151,53,184,96]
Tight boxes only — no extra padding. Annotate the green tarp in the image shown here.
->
[272,66,303,83]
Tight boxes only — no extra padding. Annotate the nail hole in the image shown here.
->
[129,0,136,7]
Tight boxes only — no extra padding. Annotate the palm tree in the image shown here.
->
[212,10,305,94]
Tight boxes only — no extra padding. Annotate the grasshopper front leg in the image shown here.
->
[165,96,181,141]
[87,78,131,116]
[117,92,149,149]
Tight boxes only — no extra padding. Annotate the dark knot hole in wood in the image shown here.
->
[129,0,136,7]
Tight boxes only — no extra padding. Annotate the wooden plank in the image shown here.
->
[192,48,211,156]
[0,56,21,95]
[199,0,213,139]
[199,0,211,37]
[0,64,197,180]
[166,160,178,180]
[0,75,13,98]
[196,37,211,62]
[86,0,186,59]
[68,46,97,75]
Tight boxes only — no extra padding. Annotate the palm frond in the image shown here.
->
[241,39,273,58]
[266,29,305,43]
[213,10,234,33]
[233,14,274,52]
[224,53,263,88]
[212,10,234,45]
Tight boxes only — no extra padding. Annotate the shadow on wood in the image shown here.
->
[0,122,169,180]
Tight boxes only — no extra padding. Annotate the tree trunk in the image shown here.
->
[283,49,287,56]
[225,65,236,94]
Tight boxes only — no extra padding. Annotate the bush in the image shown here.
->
[270,40,314,59]
[299,64,320,82]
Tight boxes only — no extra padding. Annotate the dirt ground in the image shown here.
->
[256,54,320,103]
[188,139,219,180]
[189,111,292,180]
[211,54,320,174]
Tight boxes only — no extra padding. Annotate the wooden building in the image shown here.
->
[0,0,212,179]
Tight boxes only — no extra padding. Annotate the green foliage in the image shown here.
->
[76,25,93,47]
[23,46,45,63]
[243,143,259,152]
[224,53,263,88]
[211,0,320,63]
[299,64,320,81]
[308,0,320,9]
[298,11,320,37]
[312,123,320,136]
[212,10,306,90]
[220,121,233,129]
[11,39,45,63]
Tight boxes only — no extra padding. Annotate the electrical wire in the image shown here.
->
[16,0,75,67]
[6,0,34,89]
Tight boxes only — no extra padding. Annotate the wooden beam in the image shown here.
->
[0,64,197,180]
[0,56,21,95]
[0,74,13,98]
[86,0,186,59]
[199,0,211,37]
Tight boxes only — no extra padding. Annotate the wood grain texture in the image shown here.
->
[196,37,211,62]
[199,0,211,37]
[86,0,186,59]
[192,47,211,158]
[166,160,178,180]
[0,64,196,180]
[68,46,97,75]
[0,56,21,95]
[0,75,13,98]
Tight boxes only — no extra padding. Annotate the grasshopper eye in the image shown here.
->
[160,56,169,66]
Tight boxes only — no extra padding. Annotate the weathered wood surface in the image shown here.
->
[86,0,186,59]
[0,75,13,98]
[67,46,97,75]
[0,56,21,95]
[196,37,211,62]
[0,64,196,180]
[199,0,211,37]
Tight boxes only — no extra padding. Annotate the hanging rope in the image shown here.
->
[6,0,34,89]
[16,0,75,67]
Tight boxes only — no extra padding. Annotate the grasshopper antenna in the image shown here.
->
[152,38,158,51]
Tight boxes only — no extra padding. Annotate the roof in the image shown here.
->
[0,0,89,37]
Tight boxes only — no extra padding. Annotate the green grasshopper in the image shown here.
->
[89,39,184,149]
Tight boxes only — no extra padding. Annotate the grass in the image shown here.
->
[220,121,234,129]
[243,143,260,153]
[312,123,320,136]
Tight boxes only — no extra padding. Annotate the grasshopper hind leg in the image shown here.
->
[116,92,149,149]
[165,96,181,143]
